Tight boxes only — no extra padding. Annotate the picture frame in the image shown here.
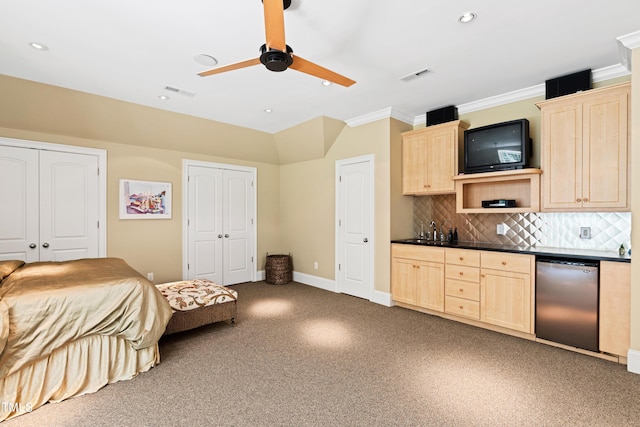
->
[119,179,172,219]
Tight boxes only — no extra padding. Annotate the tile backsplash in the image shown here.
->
[413,194,631,253]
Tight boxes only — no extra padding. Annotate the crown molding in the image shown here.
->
[346,63,631,129]
[617,30,640,70]
[345,107,414,127]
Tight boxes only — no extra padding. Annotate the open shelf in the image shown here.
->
[452,169,542,213]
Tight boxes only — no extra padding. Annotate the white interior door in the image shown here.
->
[187,165,224,283]
[185,160,255,286]
[223,170,253,285]
[336,156,374,300]
[39,150,100,262]
[0,145,39,262]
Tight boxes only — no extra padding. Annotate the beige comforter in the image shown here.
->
[0,257,172,379]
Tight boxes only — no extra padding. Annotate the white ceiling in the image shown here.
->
[1,0,639,134]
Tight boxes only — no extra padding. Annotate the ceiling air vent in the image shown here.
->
[164,86,196,97]
[399,68,432,82]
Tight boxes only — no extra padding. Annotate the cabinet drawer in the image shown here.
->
[481,252,532,274]
[392,244,445,263]
[445,249,480,267]
[445,279,480,301]
[445,264,480,283]
[445,295,480,320]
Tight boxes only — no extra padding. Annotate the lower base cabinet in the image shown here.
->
[391,245,445,312]
[599,261,630,357]
[392,246,534,335]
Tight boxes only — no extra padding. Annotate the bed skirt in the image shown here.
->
[0,334,160,421]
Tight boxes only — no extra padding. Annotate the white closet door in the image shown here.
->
[187,165,223,283]
[0,145,39,262]
[222,169,253,285]
[39,150,100,262]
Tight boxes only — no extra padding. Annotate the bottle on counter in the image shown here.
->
[619,244,626,256]
[447,228,453,243]
[453,228,458,243]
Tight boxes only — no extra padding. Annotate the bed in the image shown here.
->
[0,258,172,421]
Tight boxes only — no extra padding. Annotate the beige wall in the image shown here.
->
[0,132,281,285]
[279,118,403,293]
[630,48,640,358]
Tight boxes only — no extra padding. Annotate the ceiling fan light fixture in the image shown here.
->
[459,11,477,23]
[322,80,332,86]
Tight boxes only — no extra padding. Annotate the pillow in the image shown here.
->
[0,260,25,282]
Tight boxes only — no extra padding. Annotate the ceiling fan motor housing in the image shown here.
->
[260,44,293,72]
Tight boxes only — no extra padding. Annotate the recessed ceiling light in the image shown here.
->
[322,80,332,86]
[459,12,477,23]
[158,95,170,100]
[29,42,49,51]
[264,109,273,113]
[193,54,218,67]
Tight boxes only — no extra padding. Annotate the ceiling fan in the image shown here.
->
[198,0,356,87]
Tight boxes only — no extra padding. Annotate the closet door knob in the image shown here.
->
[29,243,37,249]
[218,234,223,238]
[224,234,230,238]
[42,242,50,248]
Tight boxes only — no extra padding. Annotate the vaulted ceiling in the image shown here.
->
[1,0,639,133]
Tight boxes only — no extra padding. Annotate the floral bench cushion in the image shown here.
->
[155,279,237,312]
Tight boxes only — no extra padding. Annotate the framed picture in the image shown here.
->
[119,179,172,219]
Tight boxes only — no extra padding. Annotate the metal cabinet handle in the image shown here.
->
[363,238,368,243]
[29,243,37,249]
[42,242,50,248]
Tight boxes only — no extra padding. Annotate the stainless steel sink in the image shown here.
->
[400,238,451,246]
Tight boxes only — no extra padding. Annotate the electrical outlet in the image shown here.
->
[147,272,154,281]
[580,227,591,239]
[313,261,319,270]
[496,223,507,235]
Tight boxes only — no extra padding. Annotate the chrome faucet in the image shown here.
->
[429,221,437,241]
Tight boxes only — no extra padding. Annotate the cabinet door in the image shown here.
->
[540,101,583,210]
[582,89,628,210]
[402,133,426,194]
[416,260,444,312]
[599,261,630,357]
[423,127,456,193]
[481,269,531,333]
[391,257,417,305]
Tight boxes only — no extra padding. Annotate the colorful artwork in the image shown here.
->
[119,179,172,219]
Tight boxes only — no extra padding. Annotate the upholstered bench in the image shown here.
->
[155,279,237,335]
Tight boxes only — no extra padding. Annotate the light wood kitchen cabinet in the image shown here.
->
[537,83,630,211]
[445,249,480,320]
[480,252,534,333]
[391,244,445,312]
[402,120,469,195]
[599,261,630,357]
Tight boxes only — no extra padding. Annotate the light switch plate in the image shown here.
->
[496,223,507,235]
[580,227,591,239]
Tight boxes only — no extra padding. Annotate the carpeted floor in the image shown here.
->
[6,281,640,426]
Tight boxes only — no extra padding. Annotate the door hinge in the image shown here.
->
[187,263,190,270]
[97,167,100,176]
[97,221,99,228]
[339,219,342,227]
[338,264,341,271]
[339,176,342,183]
[251,218,254,225]
[251,256,254,263]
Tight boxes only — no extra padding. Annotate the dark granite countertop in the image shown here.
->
[391,238,631,263]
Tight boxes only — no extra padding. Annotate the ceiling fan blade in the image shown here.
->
[198,58,262,77]
[289,55,356,87]
[263,0,286,51]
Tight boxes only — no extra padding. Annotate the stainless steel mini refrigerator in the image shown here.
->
[535,258,599,352]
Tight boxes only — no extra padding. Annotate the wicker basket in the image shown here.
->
[265,254,292,285]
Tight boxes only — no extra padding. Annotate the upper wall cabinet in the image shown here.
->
[536,83,630,212]
[402,120,469,195]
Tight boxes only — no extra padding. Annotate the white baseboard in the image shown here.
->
[256,270,265,281]
[628,349,640,374]
[371,290,394,307]
[292,271,337,293]
[258,270,393,307]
